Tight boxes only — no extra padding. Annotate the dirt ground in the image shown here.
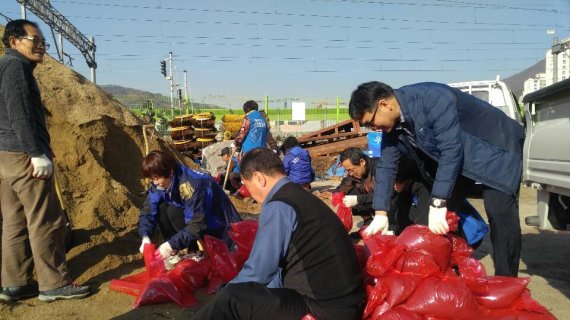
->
[1,185,568,319]
[0,25,568,319]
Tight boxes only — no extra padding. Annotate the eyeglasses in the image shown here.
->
[360,104,379,127]
[19,36,50,49]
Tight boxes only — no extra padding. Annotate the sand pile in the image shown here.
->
[0,26,198,285]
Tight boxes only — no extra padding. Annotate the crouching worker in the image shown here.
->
[137,151,242,260]
[192,148,365,320]
[281,136,315,189]
[219,146,241,194]
[332,147,378,219]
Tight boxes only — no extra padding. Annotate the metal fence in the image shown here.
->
[113,95,354,137]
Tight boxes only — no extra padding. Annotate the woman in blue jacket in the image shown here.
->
[281,136,314,189]
[137,151,241,260]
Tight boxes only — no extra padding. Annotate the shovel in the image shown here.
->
[54,174,75,253]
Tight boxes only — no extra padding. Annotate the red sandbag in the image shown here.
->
[227,220,258,267]
[456,255,488,295]
[403,276,485,319]
[363,283,388,319]
[378,307,423,320]
[144,243,166,277]
[512,289,556,318]
[365,244,405,277]
[395,251,441,277]
[381,270,423,308]
[475,276,530,310]
[448,234,474,261]
[237,184,251,198]
[362,233,397,256]
[204,235,239,294]
[395,225,451,272]
[446,211,460,232]
[336,206,353,233]
[169,258,212,290]
[331,192,345,207]
[331,192,353,232]
[134,274,198,308]
[109,278,144,297]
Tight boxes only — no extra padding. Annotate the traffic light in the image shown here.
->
[178,89,182,100]
[160,60,167,77]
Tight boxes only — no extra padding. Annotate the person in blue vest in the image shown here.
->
[348,81,524,277]
[234,100,270,155]
[219,146,241,193]
[138,151,242,260]
[192,148,364,319]
[280,136,314,189]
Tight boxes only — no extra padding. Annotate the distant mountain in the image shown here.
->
[100,84,223,109]
[503,59,545,99]
[100,85,163,98]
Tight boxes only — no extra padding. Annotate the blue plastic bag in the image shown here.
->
[367,131,383,157]
[457,201,489,246]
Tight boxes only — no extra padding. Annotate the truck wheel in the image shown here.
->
[548,194,570,230]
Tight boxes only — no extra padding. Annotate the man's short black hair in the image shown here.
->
[240,148,285,180]
[220,147,231,157]
[2,19,40,48]
[280,136,299,153]
[339,147,367,166]
[348,81,394,122]
[243,100,259,113]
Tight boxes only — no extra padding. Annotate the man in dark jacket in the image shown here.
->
[332,147,378,220]
[192,148,365,319]
[0,19,90,302]
[349,81,524,277]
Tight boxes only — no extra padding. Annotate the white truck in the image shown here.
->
[522,78,570,230]
[449,77,523,125]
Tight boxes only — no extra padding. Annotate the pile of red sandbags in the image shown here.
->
[359,213,555,319]
[109,220,258,307]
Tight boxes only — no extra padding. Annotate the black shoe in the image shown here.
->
[0,283,39,302]
[38,283,90,302]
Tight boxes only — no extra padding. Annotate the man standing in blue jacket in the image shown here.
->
[138,151,241,259]
[234,100,270,155]
[281,136,314,189]
[348,81,524,277]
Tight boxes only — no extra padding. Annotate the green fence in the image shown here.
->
[115,95,352,122]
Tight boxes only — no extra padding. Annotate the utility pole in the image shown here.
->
[21,1,26,19]
[168,51,174,118]
[183,70,190,114]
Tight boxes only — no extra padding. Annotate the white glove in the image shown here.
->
[363,214,389,236]
[139,236,151,254]
[428,206,449,235]
[154,242,174,260]
[230,142,236,148]
[31,154,53,179]
[342,195,358,208]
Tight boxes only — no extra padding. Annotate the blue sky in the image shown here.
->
[1,0,569,108]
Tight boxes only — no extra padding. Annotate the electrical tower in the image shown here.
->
[17,0,97,83]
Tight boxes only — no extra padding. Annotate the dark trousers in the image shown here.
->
[447,177,521,277]
[192,282,361,320]
[157,203,198,251]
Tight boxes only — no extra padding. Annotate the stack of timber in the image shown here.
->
[168,112,217,157]
[221,114,244,140]
[297,119,368,158]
